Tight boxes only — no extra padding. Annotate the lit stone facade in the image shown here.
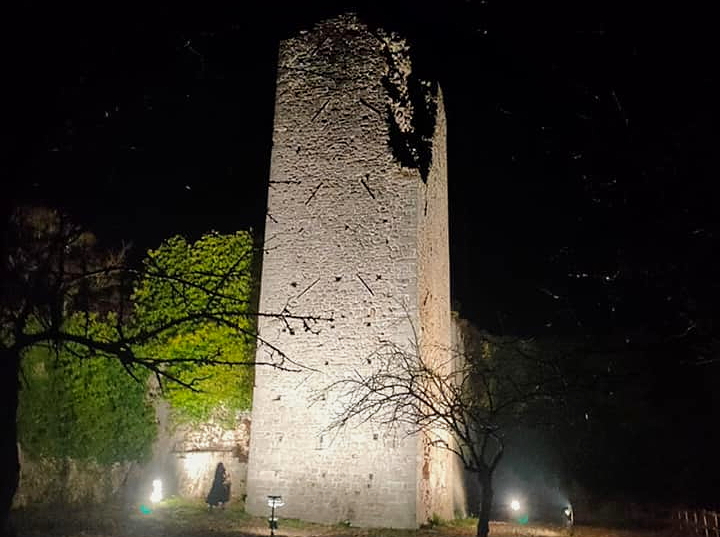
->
[245,14,455,528]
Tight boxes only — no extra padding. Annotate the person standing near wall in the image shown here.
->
[206,463,231,509]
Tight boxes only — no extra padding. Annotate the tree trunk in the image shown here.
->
[476,469,494,537]
[0,350,19,537]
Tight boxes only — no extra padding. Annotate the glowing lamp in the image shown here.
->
[267,495,284,536]
[150,478,163,503]
[510,499,521,511]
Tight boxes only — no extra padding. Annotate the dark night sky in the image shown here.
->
[4,0,720,506]
[6,0,718,333]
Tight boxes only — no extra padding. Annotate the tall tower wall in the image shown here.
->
[416,85,454,524]
[245,14,453,528]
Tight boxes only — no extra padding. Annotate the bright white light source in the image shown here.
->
[564,507,571,517]
[150,479,163,503]
[510,499,521,511]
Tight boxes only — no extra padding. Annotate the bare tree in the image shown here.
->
[323,322,571,537]
[0,206,326,537]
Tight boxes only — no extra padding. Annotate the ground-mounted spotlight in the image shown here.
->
[150,478,163,504]
[508,497,528,525]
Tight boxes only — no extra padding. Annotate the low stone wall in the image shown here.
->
[14,411,252,508]
[13,448,136,508]
[166,414,252,501]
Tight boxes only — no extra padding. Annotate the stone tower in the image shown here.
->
[245,14,455,528]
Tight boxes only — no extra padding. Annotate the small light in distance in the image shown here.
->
[510,499,521,511]
[150,478,163,503]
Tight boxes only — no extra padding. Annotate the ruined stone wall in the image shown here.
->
[14,411,252,508]
[13,448,135,508]
[245,14,453,528]
[169,415,251,500]
[147,409,252,503]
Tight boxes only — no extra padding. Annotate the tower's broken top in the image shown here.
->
[279,14,440,181]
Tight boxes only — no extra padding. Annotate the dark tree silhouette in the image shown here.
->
[323,322,577,537]
[0,206,324,537]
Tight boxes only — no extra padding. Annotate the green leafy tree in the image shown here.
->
[1,206,322,537]
[132,233,258,424]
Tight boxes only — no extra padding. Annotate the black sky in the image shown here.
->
[4,0,720,505]
[6,0,718,333]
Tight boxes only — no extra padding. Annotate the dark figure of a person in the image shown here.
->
[206,462,231,509]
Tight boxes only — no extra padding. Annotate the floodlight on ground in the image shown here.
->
[150,478,163,503]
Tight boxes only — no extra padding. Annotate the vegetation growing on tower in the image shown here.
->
[133,232,258,426]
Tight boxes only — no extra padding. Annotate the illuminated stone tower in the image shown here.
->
[245,14,455,528]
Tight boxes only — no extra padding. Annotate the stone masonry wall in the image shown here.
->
[245,14,454,528]
[140,403,252,504]
[415,89,455,524]
[165,413,252,501]
[13,448,135,508]
[15,410,252,509]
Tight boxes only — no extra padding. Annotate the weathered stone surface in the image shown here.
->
[245,14,455,528]
[14,410,252,508]
[13,448,135,508]
[167,413,252,500]
[141,407,252,503]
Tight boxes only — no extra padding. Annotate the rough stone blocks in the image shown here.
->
[245,14,454,528]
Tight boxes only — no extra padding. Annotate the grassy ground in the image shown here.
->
[11,498,673,537]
